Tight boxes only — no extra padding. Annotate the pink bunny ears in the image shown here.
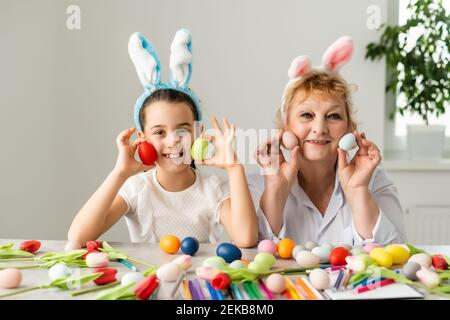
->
[281,36,353,121]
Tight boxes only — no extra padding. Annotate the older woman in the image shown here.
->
[248,37,406,247]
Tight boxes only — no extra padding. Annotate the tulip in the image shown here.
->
[19,240,41,253]
[416,267,440,288]
[432,255,449,270]
[86,241,102,252]
[134,275,159,300]
[93,267,117,285]
[195,266,220,280]
[211,272,231,290]
[172,255,192,271]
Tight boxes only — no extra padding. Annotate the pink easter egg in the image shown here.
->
[0,268,22,289]
[265,274,286,294]
[85,252,109,268]
[363,243,381,254]
[257,240,278,256]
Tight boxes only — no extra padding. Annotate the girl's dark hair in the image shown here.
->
[139,88,198,169]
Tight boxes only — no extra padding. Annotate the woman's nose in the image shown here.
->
[311,118,329,135]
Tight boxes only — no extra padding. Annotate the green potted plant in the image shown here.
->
[365,0,449,159]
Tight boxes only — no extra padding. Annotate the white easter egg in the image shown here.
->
[309,268,330,290]
[0,268,22,289]
[416,267,440,288]
[338,133,356,151]
[292,245,305,259]
[304,241,318,251]
[282,131,298,150]
[408,253,432,268]
[156,263,181,282]
[121,272,146,286]
[265,274,286,294]
[229,260,246,269]
[295,250,320,268]
[311,246,331,264]
[48,263,71,281]
[85,252,109,268]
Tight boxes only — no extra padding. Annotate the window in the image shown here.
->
[395,0,450,137]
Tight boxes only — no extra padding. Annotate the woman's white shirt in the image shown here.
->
[247,166,407,246]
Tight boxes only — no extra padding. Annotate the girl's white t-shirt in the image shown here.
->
[118,168,230,243]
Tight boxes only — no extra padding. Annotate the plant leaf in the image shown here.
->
[45,272,102,290]
[95,282,136,300]
[0,244,14,250]
[405,244,426,255]
[0,249,34,258]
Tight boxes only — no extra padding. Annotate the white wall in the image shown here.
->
[0,0,388,241]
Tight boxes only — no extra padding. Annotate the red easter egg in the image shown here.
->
[138,141,157,165]
[329,247,351,266]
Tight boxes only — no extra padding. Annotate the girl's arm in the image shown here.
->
[220,165,258,248]
[67,128,152,247]
[200,117,258,248]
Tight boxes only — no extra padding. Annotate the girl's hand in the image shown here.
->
[114,127,154,177]
[337,131,381,191]
[199,117,239,170]
[254,129,301,191]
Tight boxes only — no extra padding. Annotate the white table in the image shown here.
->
[0,240,448,300]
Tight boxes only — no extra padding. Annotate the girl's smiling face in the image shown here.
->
[138,100,195,172]
[286,90,349,162]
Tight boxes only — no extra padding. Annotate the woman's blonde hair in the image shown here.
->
[276,70,358,131]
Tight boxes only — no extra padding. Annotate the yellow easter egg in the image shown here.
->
[370,248,393,268]
[277,238,295,259]
[384,245,410,265]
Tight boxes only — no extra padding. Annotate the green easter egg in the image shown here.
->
[254,252,276,268]
[248,260,270,273]
[202,256,226,269]
[191,138,209,161]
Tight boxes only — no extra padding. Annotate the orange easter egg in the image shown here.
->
[159,235,181,254]
[277,238,296,259]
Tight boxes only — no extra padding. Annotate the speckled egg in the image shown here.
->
[202,256,227,269]
[48,263,72,281]
[229,260,246,269]
[265,274,286,294]
[408,253,432,268]
[257,240,278,256]
[85,252,109,268]
[216,243,242,263]
[311,246,331,264]
[254,253,276,269]
[292,245,305,259]
[0,269,22,289]
[363,243,381,254]
[121,272,146,286]
[309,268,330,290]
[295,250,320,268]
[156,263,181,282]
[282,131,299,150]
[248,261,270,273]
[401,261,421,281]
[304,241,319,251]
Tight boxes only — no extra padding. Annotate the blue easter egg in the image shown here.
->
[216,243,242,263]
[181,237,199,256]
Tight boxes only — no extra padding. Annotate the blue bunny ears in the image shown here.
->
[128,29,203,132]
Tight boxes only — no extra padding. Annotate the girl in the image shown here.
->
[67,29,258,249]
[250,36,407,246]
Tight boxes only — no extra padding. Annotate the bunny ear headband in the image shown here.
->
[128,28,203,132]
[280,36,354,122]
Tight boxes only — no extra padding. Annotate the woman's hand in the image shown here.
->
[254,129,301,191]
[199,117,240,170]
[114,127,154,177]
[337,130,381,191]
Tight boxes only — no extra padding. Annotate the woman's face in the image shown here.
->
[139,100,195,173]
[286,90,349,162]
